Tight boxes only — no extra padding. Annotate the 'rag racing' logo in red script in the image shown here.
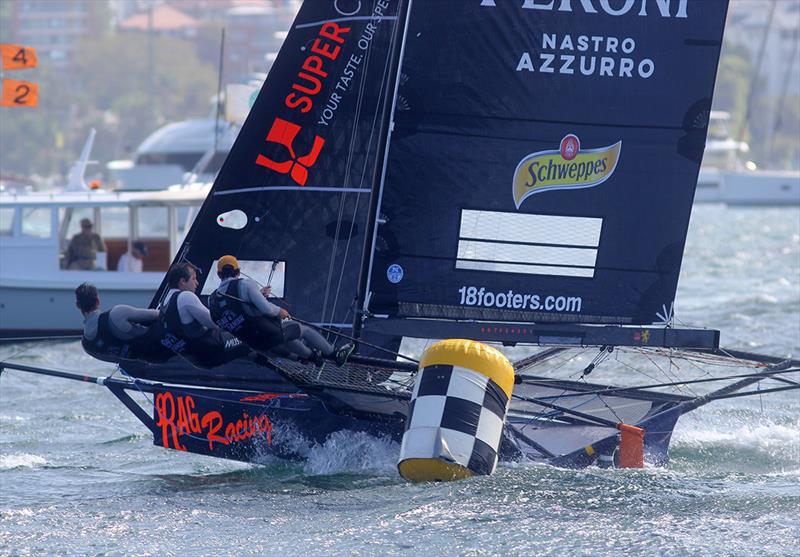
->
[255,21,351,185]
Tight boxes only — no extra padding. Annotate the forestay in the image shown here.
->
[362,0,730,332]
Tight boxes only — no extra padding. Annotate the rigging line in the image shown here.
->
[290,315,419,365]
[118,368,308,408]
[324,5,404,328]
[772,376,800,387]
[705,384,800,402]
[613,357,666,388]
[323,102,384,327]
[665,351,717,392]
[516,368,800,399]
[321,6,389,325]
[518,348,590,426]
[769,25,799,158]
[594,393,624,424]
[713,345,771,368]
[663,348,700,398]
[512,347,567,370]
[736,0,777,146]
[650,347,761,369]
[215,290,418,364]
[642,349,692,395]
[294,15,398,30]
[511,392,621,429]
[355,0,414,338]
[213,186,372,196]
[630,349,688,390]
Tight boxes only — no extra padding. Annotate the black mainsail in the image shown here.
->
[157,0,730,349]
[358,0,730,341]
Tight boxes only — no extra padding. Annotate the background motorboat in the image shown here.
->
[695,111,800,205]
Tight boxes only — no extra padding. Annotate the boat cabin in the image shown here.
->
[0,187,207,276]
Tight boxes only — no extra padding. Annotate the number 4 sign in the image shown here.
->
[0,44,38,70]
[0,44,39,108]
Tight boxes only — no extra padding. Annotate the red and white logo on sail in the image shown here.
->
[255,117,325,186]
[560,134,580,161]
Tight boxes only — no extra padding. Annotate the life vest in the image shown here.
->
[82,311,174,365]
[159,291,203,353]
[209,278,284,351]
[159,289,249,368]
[81,311,132,362]
[209,279,248,333]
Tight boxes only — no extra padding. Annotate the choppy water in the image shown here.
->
[1,205,799,556]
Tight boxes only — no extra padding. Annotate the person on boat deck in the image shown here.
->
[158,262,251,368]
[66,218,107,270]
[75,283,173,365]
[208,255,355,366]
[116,241,148,272]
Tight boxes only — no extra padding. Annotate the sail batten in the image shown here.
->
[213,186,373,196]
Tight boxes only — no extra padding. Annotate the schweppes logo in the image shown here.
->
[512,134,622,209]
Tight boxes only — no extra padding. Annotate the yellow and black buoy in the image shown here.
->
[398,339,515,482]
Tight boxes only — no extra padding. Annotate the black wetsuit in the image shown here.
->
[159,290,250,369]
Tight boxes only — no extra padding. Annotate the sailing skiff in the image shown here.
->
[2,0,798,471]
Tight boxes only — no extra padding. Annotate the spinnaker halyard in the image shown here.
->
[3,0,799,475]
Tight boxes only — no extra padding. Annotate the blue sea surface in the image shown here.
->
[1,205,799,556]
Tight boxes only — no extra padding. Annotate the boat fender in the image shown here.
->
[398,339,514,482]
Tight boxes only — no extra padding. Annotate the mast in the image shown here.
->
[352,0,413,340]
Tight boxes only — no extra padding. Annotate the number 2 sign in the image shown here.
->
[0,79,38,107]
[0,44,39,108]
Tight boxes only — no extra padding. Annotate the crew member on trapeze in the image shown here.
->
[158,262,251,368]
[208,255,355,366]
[75,283,173,365]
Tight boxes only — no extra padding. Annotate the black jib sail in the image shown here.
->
[153,1,406,332]
[359,0,730,338]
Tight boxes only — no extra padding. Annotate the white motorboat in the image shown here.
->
[0,185,207,336]
[106,118,236,191]
[695,111,800,205]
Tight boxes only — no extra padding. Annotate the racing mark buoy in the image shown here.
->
[398,339,514,482]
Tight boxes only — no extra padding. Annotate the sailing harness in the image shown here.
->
[208,278,286,350]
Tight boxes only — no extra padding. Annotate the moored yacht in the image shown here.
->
[695,111,800,205]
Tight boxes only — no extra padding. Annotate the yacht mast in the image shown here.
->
[352,0,414,340]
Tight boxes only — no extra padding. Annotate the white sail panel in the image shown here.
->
[458,210,602,247]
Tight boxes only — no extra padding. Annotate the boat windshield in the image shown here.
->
[57,202,199,272]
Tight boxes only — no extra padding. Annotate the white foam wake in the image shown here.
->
[303,430,400,476]
[673,422,800,457]
[0,453,46,470]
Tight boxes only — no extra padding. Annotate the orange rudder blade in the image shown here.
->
[617,423,645,468]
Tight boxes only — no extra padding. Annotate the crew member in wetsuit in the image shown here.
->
[158,262,251,368]
[75,283,173,364]
[208,255,354,366]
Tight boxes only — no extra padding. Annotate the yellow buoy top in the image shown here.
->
[419,339,514,397]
